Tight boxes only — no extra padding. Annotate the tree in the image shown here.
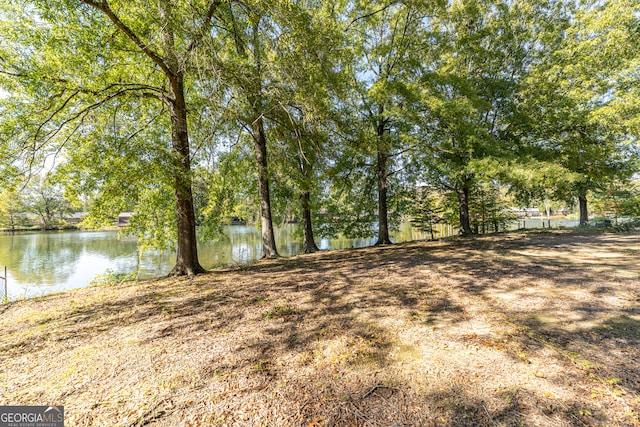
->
[199,142,259,239]
[522,0,640,226]
[342,0,426,245]
[199,0,348,257]
[23,175,70,229]
[412,0,543,235]
[0,0,228,275]
[200,0,285,258]
[468,181,515,234]
[409,186,446,240]
[504,158,575,216]
[267,2,347,254]
[271,116,324,254]
[0,189,27,231]
[592,179,640,220]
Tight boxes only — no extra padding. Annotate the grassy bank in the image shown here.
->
[1,230,639,426]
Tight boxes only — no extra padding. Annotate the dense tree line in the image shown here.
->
[1,0,638,275]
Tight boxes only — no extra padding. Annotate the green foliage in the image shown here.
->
[0,189,29,230]
[592,179,640,219]
[199,144,258,240]
[0,0,638,258]
[504,159,579,208]
[468,182,517,234]
[1,0,225,274]
[410,0,547,231]
[22,174,72,228]
[263,303,295,320]
[126,185,177,253]
[52,99,180,248]
[90,269,137,287]
[409,187,447,240]
[318,169,377,239]
[519,0,640,219]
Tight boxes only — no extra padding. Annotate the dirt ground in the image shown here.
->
[0,229,639,426]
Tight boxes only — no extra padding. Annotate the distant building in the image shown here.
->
[118,212,134,226]
[510,207,541,217]
[64,212,88,225]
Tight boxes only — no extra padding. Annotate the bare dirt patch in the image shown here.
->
[1,230,639,426]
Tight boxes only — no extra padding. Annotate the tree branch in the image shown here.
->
[80,0,174,78]
[34,90,81,144]
[389,146,415,158]
[186,0,226,53]
[31,87,163,162]
[345,2,399,32]
[2,62,166,97]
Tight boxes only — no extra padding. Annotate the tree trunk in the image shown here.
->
[373,103,392,246]
[375,150,392,245]
[299,146,318,254]
[252,116,279,259]
[80,0,212,276]
[301,191,319,254]
[457,185,473,235]
[167,75,205,276]
[245,20,278,259]
[429,216,435,241]
[578,194,589,227]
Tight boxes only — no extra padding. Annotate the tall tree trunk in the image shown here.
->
[300,190,319,254]
[429,216,435,241]
[252,116,279,259]
[457,184,473,235]
[79,0,218,277]
[578,194,589,226]
[246,20,278,259]
[168,75,205,276]
[376,149,392,245]
[481,200,486,234]
[374,103,392,246]
[299,155,319,254]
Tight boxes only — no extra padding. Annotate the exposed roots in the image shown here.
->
[374,238,393,246]
[167,262,207,278]
[303,243,320,254]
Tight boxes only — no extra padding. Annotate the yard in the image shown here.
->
[1,230,639,426]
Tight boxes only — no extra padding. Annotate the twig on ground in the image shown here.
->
[363,383,383,399]
[346,401,370,421]
[363,383,397,399]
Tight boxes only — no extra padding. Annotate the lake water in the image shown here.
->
[0,219,580,300]
[0,223,438,300]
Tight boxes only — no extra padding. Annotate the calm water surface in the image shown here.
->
[0,219,580,299]
[0,223,435,299]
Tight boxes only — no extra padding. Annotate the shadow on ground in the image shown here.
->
[1,230,638,426]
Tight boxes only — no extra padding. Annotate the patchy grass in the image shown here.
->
[1,230,639,426]
[263,304,296,320]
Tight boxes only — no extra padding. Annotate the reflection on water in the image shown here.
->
[0,219,577,299]
[0,224,433,299]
